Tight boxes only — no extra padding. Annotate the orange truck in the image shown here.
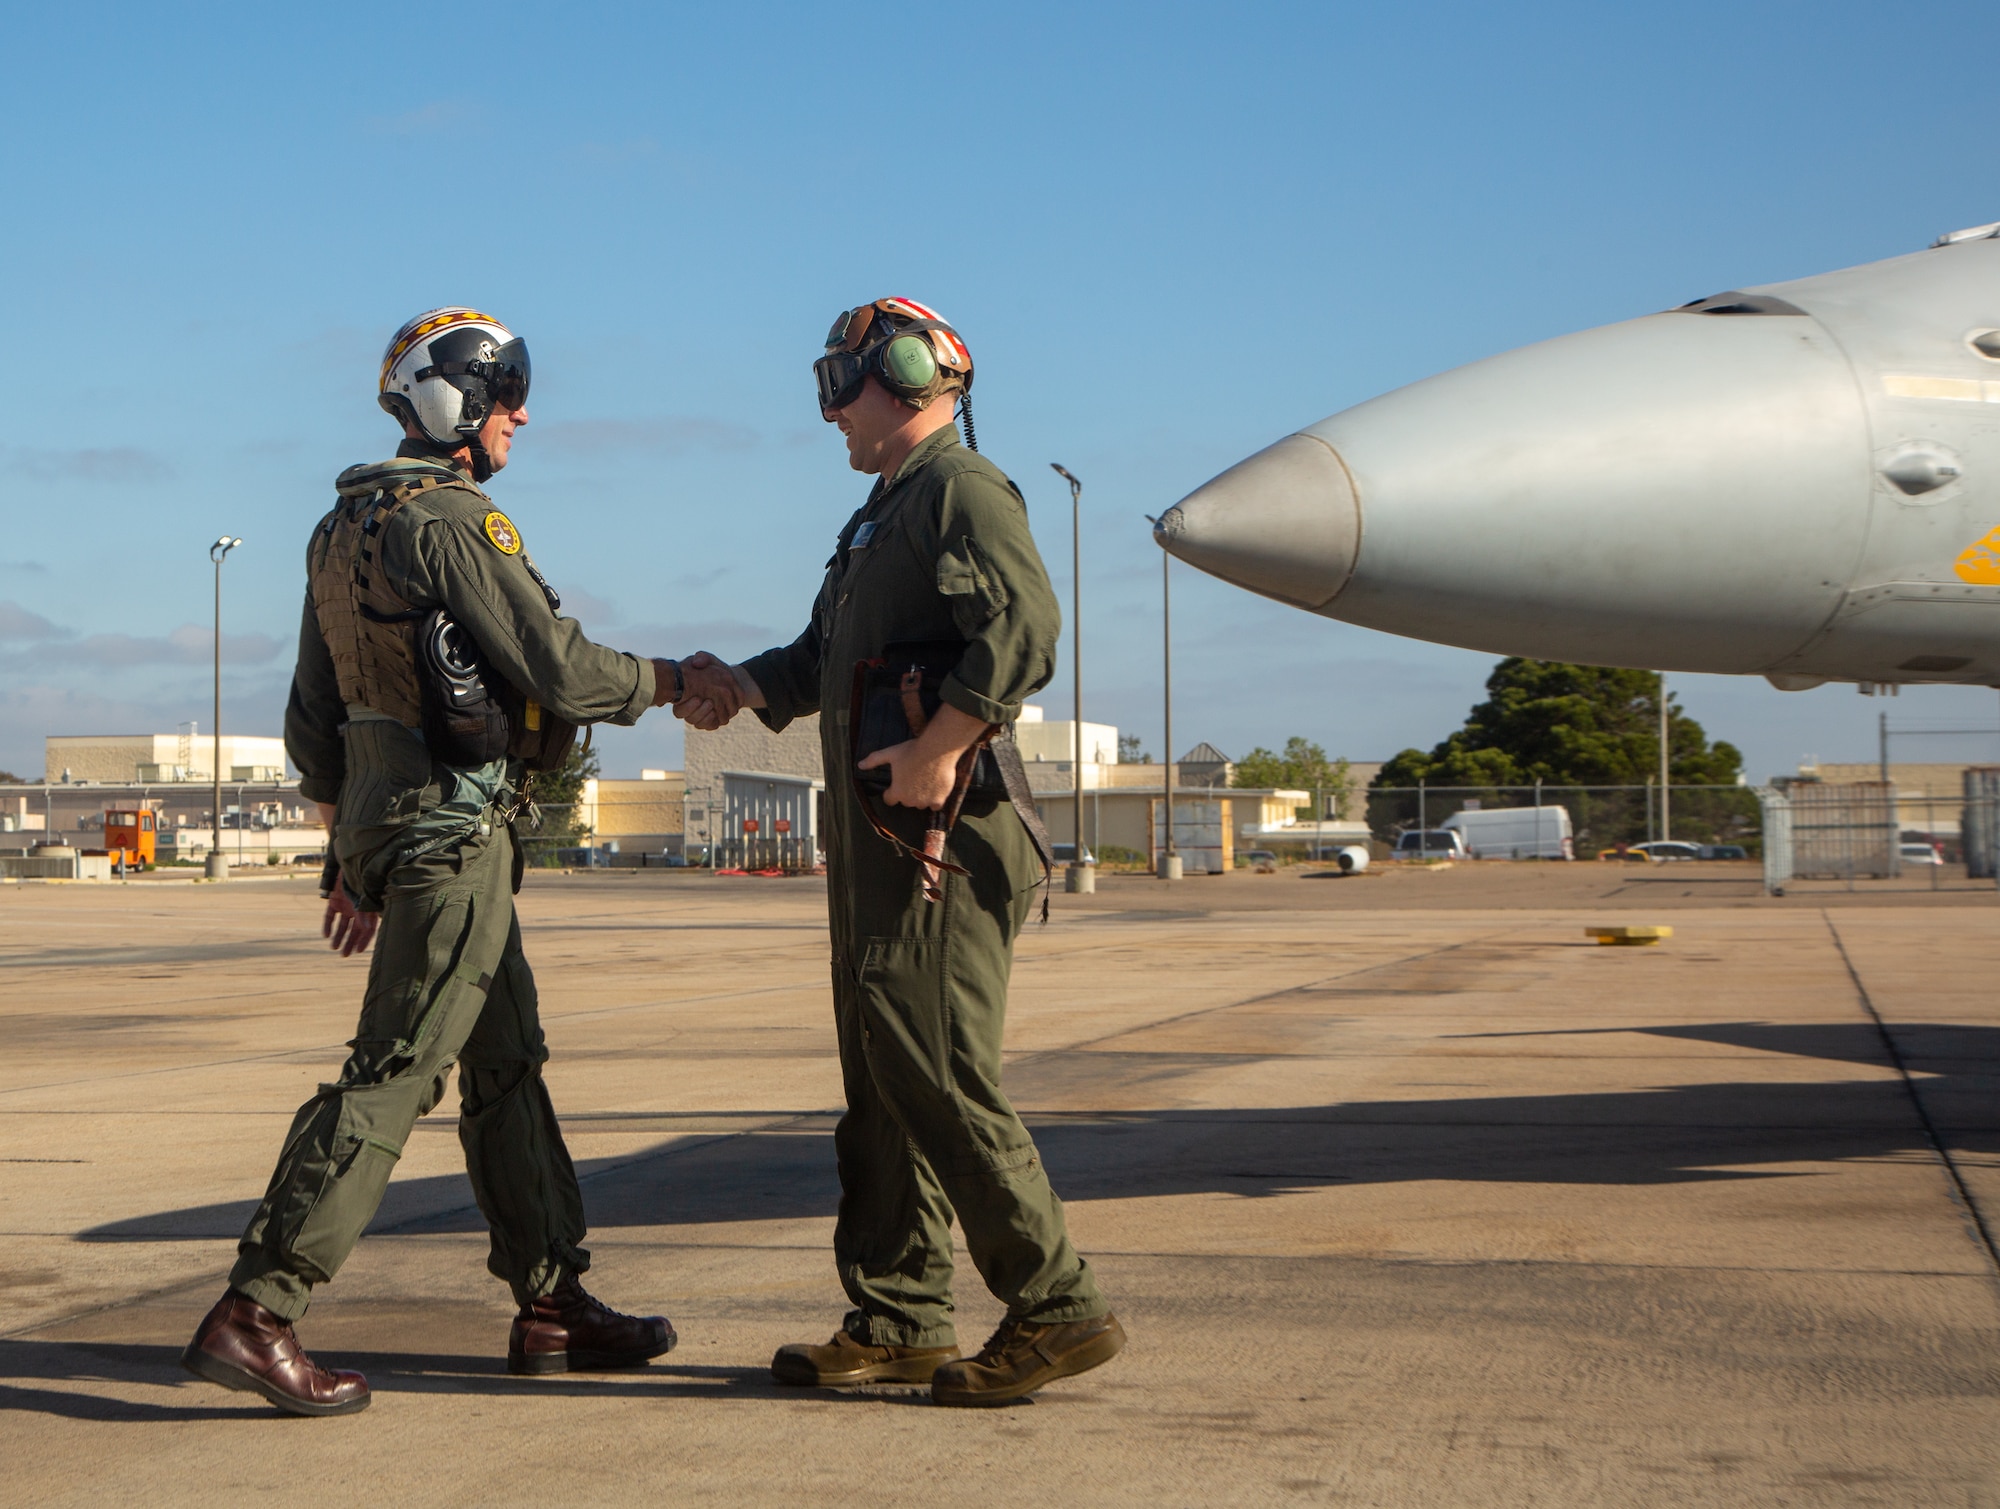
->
[103,808,158,869]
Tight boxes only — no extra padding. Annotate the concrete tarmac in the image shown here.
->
[2,865,1996,1505]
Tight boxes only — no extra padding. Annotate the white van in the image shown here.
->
[1440,805,1574,860]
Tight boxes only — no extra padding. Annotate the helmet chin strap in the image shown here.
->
[463,433,495,484]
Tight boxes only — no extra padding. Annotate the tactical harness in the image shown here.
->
[309,465,578,774]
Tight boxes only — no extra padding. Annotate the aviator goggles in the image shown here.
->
[813,303,968,412]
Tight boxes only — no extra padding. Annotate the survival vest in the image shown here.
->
[308,463,578,771]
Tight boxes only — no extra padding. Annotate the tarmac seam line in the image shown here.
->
[1821,909,2000,1284]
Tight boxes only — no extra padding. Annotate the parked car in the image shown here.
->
[1245,848,1279,872]
[1630,841,1702,862]
[1900,842,1945,866]
[1394,829,1467,860]
[1698,844,1748,860]
[1051,843,1097,865]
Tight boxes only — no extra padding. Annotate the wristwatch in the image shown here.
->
[670,658,686,704]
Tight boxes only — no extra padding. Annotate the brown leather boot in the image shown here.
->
[507,1276,676,1375]
[931,1312,1126,1407]
[771,1329,961,1387]
[180,1291,371,1417]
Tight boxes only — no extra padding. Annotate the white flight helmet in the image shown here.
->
[377,308,531,456]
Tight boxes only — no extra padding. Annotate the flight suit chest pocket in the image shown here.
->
[936,537,1009,638]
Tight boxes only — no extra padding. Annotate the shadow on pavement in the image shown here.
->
[0,1338,808,1419]
[73,1022,1999,1245]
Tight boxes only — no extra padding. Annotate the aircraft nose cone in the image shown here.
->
[1154,433,1360,610]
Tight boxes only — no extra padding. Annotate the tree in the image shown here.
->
[1375,659,1740,788]
[0,770,21,784]
[1233,736,1354,818]
[1369,658,1749,846]
[1117,733,1152,764]
[524,737,602,857]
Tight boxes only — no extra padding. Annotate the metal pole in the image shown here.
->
[1879,709,1889,784]
[1051,466,1091,892]
[1658,673,1670,843]
[207,536,240,880]
[1160,540,1180,879]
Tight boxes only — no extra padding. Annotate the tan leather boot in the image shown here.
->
[930,1312,1126,1406]
[771,1329,961,1386]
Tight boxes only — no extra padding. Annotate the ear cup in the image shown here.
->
[880,333,939,394]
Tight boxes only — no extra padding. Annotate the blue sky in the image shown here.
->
[4,1,1999,783]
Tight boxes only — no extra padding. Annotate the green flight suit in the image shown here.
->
[742,423,1107,1348]
[230,443,656,1323]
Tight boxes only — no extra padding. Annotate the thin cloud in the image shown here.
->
[30,623,279,668]
[368,99,480,137]
[0,561,48,574]
[4,447,173,483]
[611,619,781,656]
[534,417,760,456]
[0,601,72,643]
[560,587,619,624]
[668,567,733,591]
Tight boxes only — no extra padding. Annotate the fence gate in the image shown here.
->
[1963,767,2000,882]
[1757,788,1792,895]
[1782,781,1900,881]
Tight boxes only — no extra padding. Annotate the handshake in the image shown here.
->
[650,652,758,732]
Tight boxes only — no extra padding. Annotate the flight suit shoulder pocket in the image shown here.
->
[936,536,1010,636]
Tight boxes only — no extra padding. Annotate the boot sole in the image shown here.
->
[508,1331,678,1376]
[770,1351,959,1387]
[931,1325,1126,1408]
[180,1345,371,1417]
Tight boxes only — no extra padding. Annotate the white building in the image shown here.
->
[44,733,289,784]
[1013,705,1119,769]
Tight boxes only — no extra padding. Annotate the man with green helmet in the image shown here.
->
[679,296,1126,1407]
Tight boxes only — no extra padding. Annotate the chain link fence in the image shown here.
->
[1365,783,1762,857]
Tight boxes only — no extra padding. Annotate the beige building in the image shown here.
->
[578,772,686,854]
[1032,766,1347,869]
[1794,760,1985,838]
[44,733,288,784]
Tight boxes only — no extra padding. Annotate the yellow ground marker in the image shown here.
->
[1586,925,1673,946]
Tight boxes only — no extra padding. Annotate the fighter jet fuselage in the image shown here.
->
[1157,228,2000,690]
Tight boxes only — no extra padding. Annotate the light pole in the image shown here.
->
[208,535,242,880]
[1658,671,1670,844]
[1051,464,1092,893]
[1145,517,1181,880]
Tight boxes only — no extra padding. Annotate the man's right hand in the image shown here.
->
[676,651,758,730]
[322,887,378,957]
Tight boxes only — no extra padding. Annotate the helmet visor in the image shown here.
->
[486,337,530,411]
[814,349,868,411]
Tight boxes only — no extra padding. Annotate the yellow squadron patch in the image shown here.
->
[483,511,523,555]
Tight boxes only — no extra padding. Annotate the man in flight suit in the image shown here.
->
[680,297,1125,1406]
[182,308,693,1416]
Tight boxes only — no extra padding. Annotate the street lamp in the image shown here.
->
[208,535,242,881]
[1050,464,1091,894]
[1658,671,1670,844]
[1145,515,1181,881]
